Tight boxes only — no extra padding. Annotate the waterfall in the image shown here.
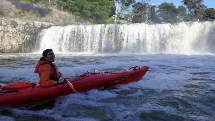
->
[36,21,215,54]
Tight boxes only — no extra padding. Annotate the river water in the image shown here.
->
[0,53,214,121]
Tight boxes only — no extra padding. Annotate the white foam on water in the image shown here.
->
[61,117,98,121]
[0,53,214,120]
[0,68,38,84]
[0,116,14,121]
[55,90,117,108]
[138,103,180,115]
[131,72,189,90]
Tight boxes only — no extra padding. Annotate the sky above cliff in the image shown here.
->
[149,0,215,8]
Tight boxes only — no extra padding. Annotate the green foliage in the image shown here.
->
[18,10,27,17]
[115,0,136,7]
[1,0,79,25]
[132,14,145,23]
[4,0,215,24]
[132,2,145,14]
[57,0,115,23]
[148,5,160,23]
[106,17,115,24]
[132,2,149,23]
[177,5,187,21]
[57,0,82,14]
[82,0,115,23]
[0,3,4,16]
[177,5,186,16]
[115,0,135,23]
[182,0,206,21]
[8,0,49,4]
[203,8,215,21]
[157,2,178,23]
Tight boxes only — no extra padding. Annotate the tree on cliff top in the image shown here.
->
[182,0,206,21]
[177,5,187,22]
[203,8,215,21]
[57,0,115,23]
[157,2,178,23]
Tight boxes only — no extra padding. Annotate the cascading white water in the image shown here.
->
[36,21,215,54]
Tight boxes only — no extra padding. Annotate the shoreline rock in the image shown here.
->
[0,17,54,53]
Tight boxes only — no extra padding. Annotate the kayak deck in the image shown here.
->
[0,66,149,106]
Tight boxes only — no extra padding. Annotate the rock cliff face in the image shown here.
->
[0,17,53,53]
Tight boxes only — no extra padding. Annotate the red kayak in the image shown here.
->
[0,66,149,106]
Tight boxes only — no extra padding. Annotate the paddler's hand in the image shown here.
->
[56,79,66,85]
[63,78,70,83]
[58,72,62,78]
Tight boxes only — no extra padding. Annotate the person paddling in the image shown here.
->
[34,49,65,87]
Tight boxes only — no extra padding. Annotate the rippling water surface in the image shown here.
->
[0,53,214,121]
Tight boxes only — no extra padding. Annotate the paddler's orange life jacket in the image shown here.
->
[34,60,59,87]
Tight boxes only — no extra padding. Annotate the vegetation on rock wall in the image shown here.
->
[0,0,86,25]
[1,0,215,24]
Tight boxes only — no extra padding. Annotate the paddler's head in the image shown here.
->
[39,49,55,62]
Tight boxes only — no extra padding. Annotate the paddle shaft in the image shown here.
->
[65,79,77,92]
